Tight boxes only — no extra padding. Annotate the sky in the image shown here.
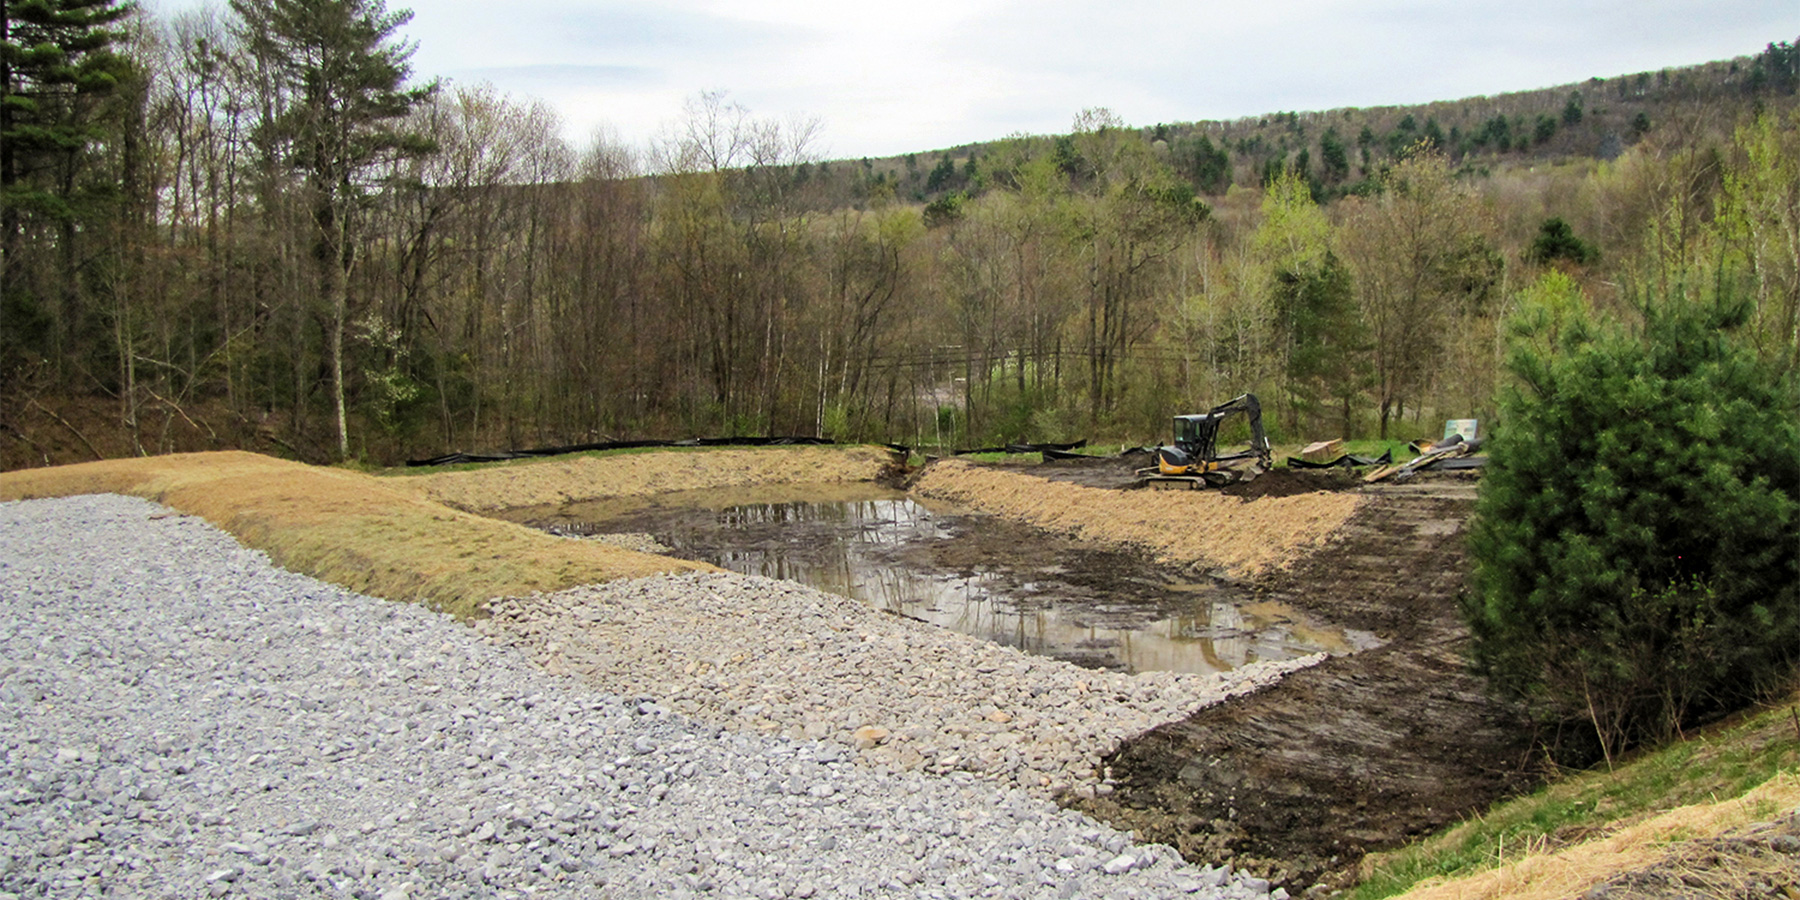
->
[152,0,1798,160]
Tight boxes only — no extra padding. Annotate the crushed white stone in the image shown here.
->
[481,571,1322,798]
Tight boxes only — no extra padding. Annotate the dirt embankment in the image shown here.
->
[397,445,893,511]
[0,451,714,618]
[911,459,1362,578]
[1072,478,1539,890]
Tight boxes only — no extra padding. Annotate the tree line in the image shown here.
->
[2,1,1796,465]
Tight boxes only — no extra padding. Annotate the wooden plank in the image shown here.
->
[1300,439,1345,463]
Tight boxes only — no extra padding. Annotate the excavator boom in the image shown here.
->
[1143,393,1272,487]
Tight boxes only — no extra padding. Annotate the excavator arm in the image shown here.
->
[1151,393,1273,481]
[1204,393,1272,466]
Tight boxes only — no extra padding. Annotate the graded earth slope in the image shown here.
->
[0,493,1287,900]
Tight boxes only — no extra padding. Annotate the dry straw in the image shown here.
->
[912,459,1363,577]
[1393,771,1799,900]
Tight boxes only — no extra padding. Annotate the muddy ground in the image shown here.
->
[999,457,1542,890]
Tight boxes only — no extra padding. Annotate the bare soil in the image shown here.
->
[1028,450,1366,498]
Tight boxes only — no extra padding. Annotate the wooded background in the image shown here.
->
[3,0,1795,466]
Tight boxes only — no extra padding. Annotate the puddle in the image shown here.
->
[498,484,1373,675]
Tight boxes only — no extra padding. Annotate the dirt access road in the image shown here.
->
[983,456,1539,890]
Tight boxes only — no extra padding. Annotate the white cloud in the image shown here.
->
[143,0,1800,158]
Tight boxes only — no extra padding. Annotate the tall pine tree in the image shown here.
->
[0,0,135,374]
[230,0,434,459]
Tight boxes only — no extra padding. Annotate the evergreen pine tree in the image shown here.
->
[1466,282,1800,758]
[0,0,135,366]
[230,0,435,459]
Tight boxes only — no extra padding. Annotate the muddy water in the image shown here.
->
[498,483,1371,676]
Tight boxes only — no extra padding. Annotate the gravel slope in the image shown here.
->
[0,495,1286,900]
[485,577,1318,799]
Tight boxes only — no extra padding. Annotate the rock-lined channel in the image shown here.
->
[1,494,1297,899]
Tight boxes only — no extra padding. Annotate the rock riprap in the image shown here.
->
[1,494,1290,899]
[483,576,1319,798]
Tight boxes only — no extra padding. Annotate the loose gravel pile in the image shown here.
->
[485,578,1319,798]
[0,494,1292,900]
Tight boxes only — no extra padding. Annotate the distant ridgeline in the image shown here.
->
[841,38,1800,205]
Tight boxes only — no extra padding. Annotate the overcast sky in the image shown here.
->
[153,0,1798,160]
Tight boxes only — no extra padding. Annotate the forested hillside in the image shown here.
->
[2,0,1795,467]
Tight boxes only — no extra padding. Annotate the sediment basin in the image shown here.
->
[495,482,1371,676]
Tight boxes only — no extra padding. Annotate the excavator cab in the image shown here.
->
[1150,393,1272,485]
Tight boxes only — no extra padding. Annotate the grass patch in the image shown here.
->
[1351,693,1800,899]
[946,451,1025,464]
[1339,438,1417,460]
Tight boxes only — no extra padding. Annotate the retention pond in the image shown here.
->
[499,483,1371,676]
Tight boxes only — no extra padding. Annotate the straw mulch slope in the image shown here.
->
[0,451,716,618]
[1393,771,1800,900]
[912,459,1362,577]
[395,445,893,511]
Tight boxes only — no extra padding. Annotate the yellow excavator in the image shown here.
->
[1138,393,1273,489]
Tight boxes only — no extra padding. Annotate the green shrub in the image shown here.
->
[1465,284,1799,759]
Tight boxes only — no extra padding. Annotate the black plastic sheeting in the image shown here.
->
[952,439,1087,456]
[1429,455,1488,470]
[406,436,834,468]
[1285,449,1395,470]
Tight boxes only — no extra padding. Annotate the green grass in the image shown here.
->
[1338,438,1417,460]
[1348,695,1800,899]
[1263,439,1416,465]
[949,451,1028,464]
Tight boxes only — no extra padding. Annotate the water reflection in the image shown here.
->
[620,495,1361,676]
